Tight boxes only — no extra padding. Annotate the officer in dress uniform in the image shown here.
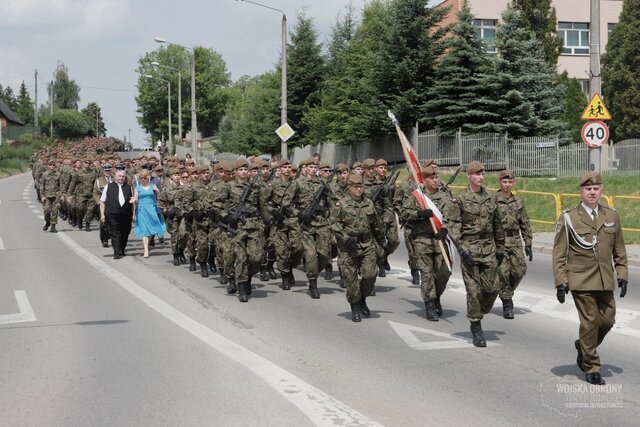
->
[553,172,628,385]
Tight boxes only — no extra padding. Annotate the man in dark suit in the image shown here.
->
[99,170,134,259]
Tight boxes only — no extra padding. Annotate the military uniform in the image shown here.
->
[40,162,61,232]
[553,172,628,384]
[493,170,532,318]
[70,162,97,231]
[159,171,183,265]
[444,161,504,347]
[333,173,386,322]
[394,177,420,284]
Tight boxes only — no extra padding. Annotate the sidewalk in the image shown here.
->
[533,232,640,268]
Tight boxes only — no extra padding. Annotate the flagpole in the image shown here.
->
[388,110,452,271]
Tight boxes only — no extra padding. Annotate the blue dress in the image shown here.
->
[134,185,166,237]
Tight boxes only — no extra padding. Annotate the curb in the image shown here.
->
[532,242,640,268]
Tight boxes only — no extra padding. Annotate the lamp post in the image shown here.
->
[145,74,172,147]
[152,61,182,154]
[154,37,197,158]
[236,0,288,159]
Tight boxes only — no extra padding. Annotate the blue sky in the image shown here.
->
[0,0,372,147]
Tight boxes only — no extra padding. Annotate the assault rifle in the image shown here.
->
[441,166,462,193]
[220,174,260,234]
[371,169,401,206]
[298,171,336,231]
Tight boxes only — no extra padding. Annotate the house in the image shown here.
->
[0,97,25,128]
[434,0,623,93]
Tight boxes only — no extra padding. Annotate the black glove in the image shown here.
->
[191,210,204,221]
[525,245,533,262]
[618,278,628,298]
[183,211,193,220]
[417,209,433,219]
[207,210,217,221]
[226,216,238,229]
[345,236,358,251]
[272,209,285,223]
[556,284,569,304]
[298,212,311,225]
[167,207,177,220]
[434,227,448,241]
[461,250,474,265]
[496,252,504,266]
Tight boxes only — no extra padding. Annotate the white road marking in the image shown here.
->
[31,209,40,214]
[389,321,500,350]
[57,232,383,427]
[0,237,4,250]
[0,291,37,325]
[28,204,35,209]
[22,196,29,200]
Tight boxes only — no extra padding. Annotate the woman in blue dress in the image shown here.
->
[132,169,166,258]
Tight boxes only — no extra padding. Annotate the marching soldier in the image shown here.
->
[159,168,183,265]
[40,160,61,233]
[70,157,97,231]
[553,172,628,385]
[494,170,533,319]
[400,166,451,321]
[394,170,420,285]
[444,161,505,347]
[333,173,386,322]
[329,163,350,288]
[282,158,333,299]
[375,159,400,275]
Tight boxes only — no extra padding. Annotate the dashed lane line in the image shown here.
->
[0,291,37,325]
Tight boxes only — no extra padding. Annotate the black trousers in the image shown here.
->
[107,213,132,255]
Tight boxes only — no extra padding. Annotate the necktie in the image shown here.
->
[118,185,125,207]
[591,210,597,221]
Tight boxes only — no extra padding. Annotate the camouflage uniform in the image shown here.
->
[70,165,97,230]
[333,174,385,321]
[40,165,61,229]
[494,189,532,303]
[159,177,182,263]
[444,161,504,347]
[400,177,452,319]
[394,178,419,283]
[191,177,211,275]
[282,167,332,299]
[173,175,196,267]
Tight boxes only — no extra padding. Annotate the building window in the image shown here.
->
[473,19,497,53]
[558,22,590,55]
[608,23,616,34]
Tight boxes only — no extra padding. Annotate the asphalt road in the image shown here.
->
[1,172,639,426]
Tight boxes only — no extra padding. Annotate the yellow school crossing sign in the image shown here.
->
[581,93,612,121]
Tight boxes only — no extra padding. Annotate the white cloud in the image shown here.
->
[0,0,134,39]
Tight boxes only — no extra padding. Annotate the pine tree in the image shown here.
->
[287,12,325,146]
[558,72,587,144]
[602,0,640,141]
[16,81,35,125]
[480,4,564,139]
[0,84,18,111]
[423,1,498,135]
[376,0,448,130]
[512,0,562,66]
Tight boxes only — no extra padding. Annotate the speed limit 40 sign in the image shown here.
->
[581,120,609,147]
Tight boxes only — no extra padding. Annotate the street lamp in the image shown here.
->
[144,74,172,147]
[154,37,197,158]
[236,0,288,159]
[152,61,182,153]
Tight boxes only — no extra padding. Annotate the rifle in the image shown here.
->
[371,169,400,207]
[298,171,336,230]
[441,166,462,193]
[220,174,260,234]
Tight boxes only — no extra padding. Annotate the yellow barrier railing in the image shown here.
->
[514,190,559,225]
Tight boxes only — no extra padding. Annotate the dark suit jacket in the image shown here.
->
[104,182,133,216]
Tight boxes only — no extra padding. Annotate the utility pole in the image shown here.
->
[588,0,602,172]
[49,81,53,137]
[34,70,38,127]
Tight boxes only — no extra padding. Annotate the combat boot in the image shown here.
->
[359,297,370,318]
[259,267,269,282]
[85,222,91,232]
[219,268,228,284]
[238,283,248,302]
[78,220,84,230]
[50,224,57,233]
[200,262,209,278]
[338,267,345,288]
[411,268,420,285]
[425,300,439,321]
[309,278,320,299]
[245,277,253,296]
[281,272,291,290]
[208,254,217,273]
[43,221,50,231]
[384,256,391,271]
[501,298,514,319]
[324,263,333,280]
[173,254,180,266]
[434,297,443,317]
[267,261,277,279]
[378,263,386,278]
[350,303,361,322]
[369,287,376,297]
[288,271,296,287]
[189,257,197,272]
[470,321,486,347]
[226,277,237,294]
[179,251,187,263]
